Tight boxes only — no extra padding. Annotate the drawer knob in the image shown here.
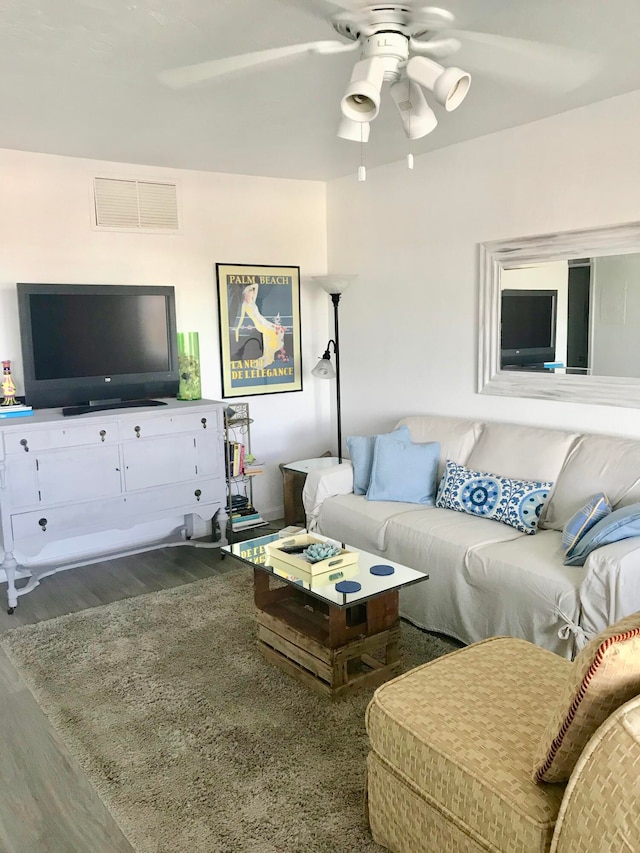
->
[19,438,29,453]
[39,517,48,532]
[201,418,207,429]
[99,429,106,442]
[195,489,202,502]
[135,425,141,438]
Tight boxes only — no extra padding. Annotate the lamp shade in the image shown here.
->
[312,274,358,295]
[311,356,336,379]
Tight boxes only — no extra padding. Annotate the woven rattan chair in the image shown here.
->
[365,629,640,853]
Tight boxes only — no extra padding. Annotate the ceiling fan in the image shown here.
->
[158,2,597,146]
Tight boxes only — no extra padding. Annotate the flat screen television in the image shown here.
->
[17,283,179,411]
[500,288,557,368]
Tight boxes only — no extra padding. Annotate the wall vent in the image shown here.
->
[93,177,179,232]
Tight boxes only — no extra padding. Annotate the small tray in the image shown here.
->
[265,533,358,576]
[267,554,359,587]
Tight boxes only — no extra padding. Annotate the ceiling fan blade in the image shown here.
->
[449,30,601,92]
[158,40,354,89]
[410,36,462,59]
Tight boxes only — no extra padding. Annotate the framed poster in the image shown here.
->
[216,263,302,398]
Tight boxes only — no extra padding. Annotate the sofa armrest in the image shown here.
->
[302,461,354,531]
[579,538,640,641]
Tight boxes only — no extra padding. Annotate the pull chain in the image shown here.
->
[358,122,366,182]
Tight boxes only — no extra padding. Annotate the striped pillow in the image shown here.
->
[533,612,640,783]
[562,492,611,558]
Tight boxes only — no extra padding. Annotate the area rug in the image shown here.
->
[1,568,459,853]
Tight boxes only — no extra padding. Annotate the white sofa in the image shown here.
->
[303,414,640,659]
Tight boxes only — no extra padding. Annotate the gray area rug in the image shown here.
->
[1,568,460,853]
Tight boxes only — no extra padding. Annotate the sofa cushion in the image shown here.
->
[543,433,640,531]
[562,492,612,557]
[317,493,419,553]
[367,638,569,853]
[533,611,640,783]
[394,414,483,480]
[347,425,411,496]
[436,460,552,534]
[466,421,578,484]
[367,436,440,504]
[563,502,640,567]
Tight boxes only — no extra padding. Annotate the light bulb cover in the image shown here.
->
[312,274,357,295]
[311,355,336,379]
[337,116,371,142]
[390,78,437,140]
[406,56,471,112]
[340,57,385,123]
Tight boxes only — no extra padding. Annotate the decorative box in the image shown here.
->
[265,533,359,576]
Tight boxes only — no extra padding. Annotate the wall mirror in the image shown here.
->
[478,221,640,408]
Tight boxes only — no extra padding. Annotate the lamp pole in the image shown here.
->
[331,293,342,463]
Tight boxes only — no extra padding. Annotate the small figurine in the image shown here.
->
[1,360,18,406]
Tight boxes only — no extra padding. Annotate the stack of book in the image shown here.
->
[243,459,264,475]
[225,441,245,478]
[230,505,267,531]
[0,403,33,419]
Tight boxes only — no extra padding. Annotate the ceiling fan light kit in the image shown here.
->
[334,4,471,156]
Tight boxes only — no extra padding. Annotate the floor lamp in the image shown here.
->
[311,275,358,463]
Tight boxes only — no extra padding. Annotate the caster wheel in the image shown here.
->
[7,607,15,615]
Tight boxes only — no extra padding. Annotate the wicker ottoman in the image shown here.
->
[365,638,570,853]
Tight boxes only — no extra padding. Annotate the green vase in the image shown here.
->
[177,332,201,401]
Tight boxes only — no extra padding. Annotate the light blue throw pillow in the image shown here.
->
[563,502,640,566]
[366,435,440,504]
[347,425,411,495]
[562,492,612,558]
[436,460,552,534]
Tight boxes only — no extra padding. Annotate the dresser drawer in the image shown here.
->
[3,421,118,455]
[123,477,223,519]
[118,410,217,441]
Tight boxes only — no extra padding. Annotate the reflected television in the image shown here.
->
[500,289,557,368]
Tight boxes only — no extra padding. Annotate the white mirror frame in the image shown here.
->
[478,220,640,408]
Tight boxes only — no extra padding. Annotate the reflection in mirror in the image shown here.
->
[499,254,640,378]
[478,221,640,408]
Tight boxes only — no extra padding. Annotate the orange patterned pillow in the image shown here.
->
[533,612,640,783]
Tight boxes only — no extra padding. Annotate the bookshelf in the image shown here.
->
[224,402,267,540]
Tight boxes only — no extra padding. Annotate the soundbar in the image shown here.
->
[62,399,168,417]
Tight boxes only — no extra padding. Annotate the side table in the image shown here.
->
[280,454,337,526]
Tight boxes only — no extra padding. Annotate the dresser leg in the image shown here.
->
[4,552,18,614]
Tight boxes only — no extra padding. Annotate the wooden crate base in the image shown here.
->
[256,607,401,698]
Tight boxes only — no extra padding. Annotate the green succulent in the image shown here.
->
[303,542,341,563]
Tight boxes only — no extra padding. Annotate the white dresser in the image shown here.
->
[0,398,226,613]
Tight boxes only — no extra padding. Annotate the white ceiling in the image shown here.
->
[3,0,640,182]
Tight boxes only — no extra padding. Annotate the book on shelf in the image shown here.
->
[225,441,246,478]
[231,517,267,530]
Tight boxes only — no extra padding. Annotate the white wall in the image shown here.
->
[0,148,331,565]
[327,88,640,441]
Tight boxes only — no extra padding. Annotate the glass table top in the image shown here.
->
[281,457,342,475]
[223,530,429,608]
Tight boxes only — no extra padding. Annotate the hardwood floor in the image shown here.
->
[0,536,259,852]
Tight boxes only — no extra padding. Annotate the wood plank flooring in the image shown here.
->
[0,537,258,853]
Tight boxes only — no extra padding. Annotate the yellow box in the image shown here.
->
[267,553,359,587]
[265,533,359,576]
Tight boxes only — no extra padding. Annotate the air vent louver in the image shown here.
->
[93,177,179,231]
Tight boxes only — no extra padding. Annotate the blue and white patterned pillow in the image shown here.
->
[436,460,553,534]
[562,492,612,558]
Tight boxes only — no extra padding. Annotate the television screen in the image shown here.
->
[18,283,179,410]
[500,289,557,367]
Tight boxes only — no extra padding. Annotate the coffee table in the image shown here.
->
[223,530,429,698]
